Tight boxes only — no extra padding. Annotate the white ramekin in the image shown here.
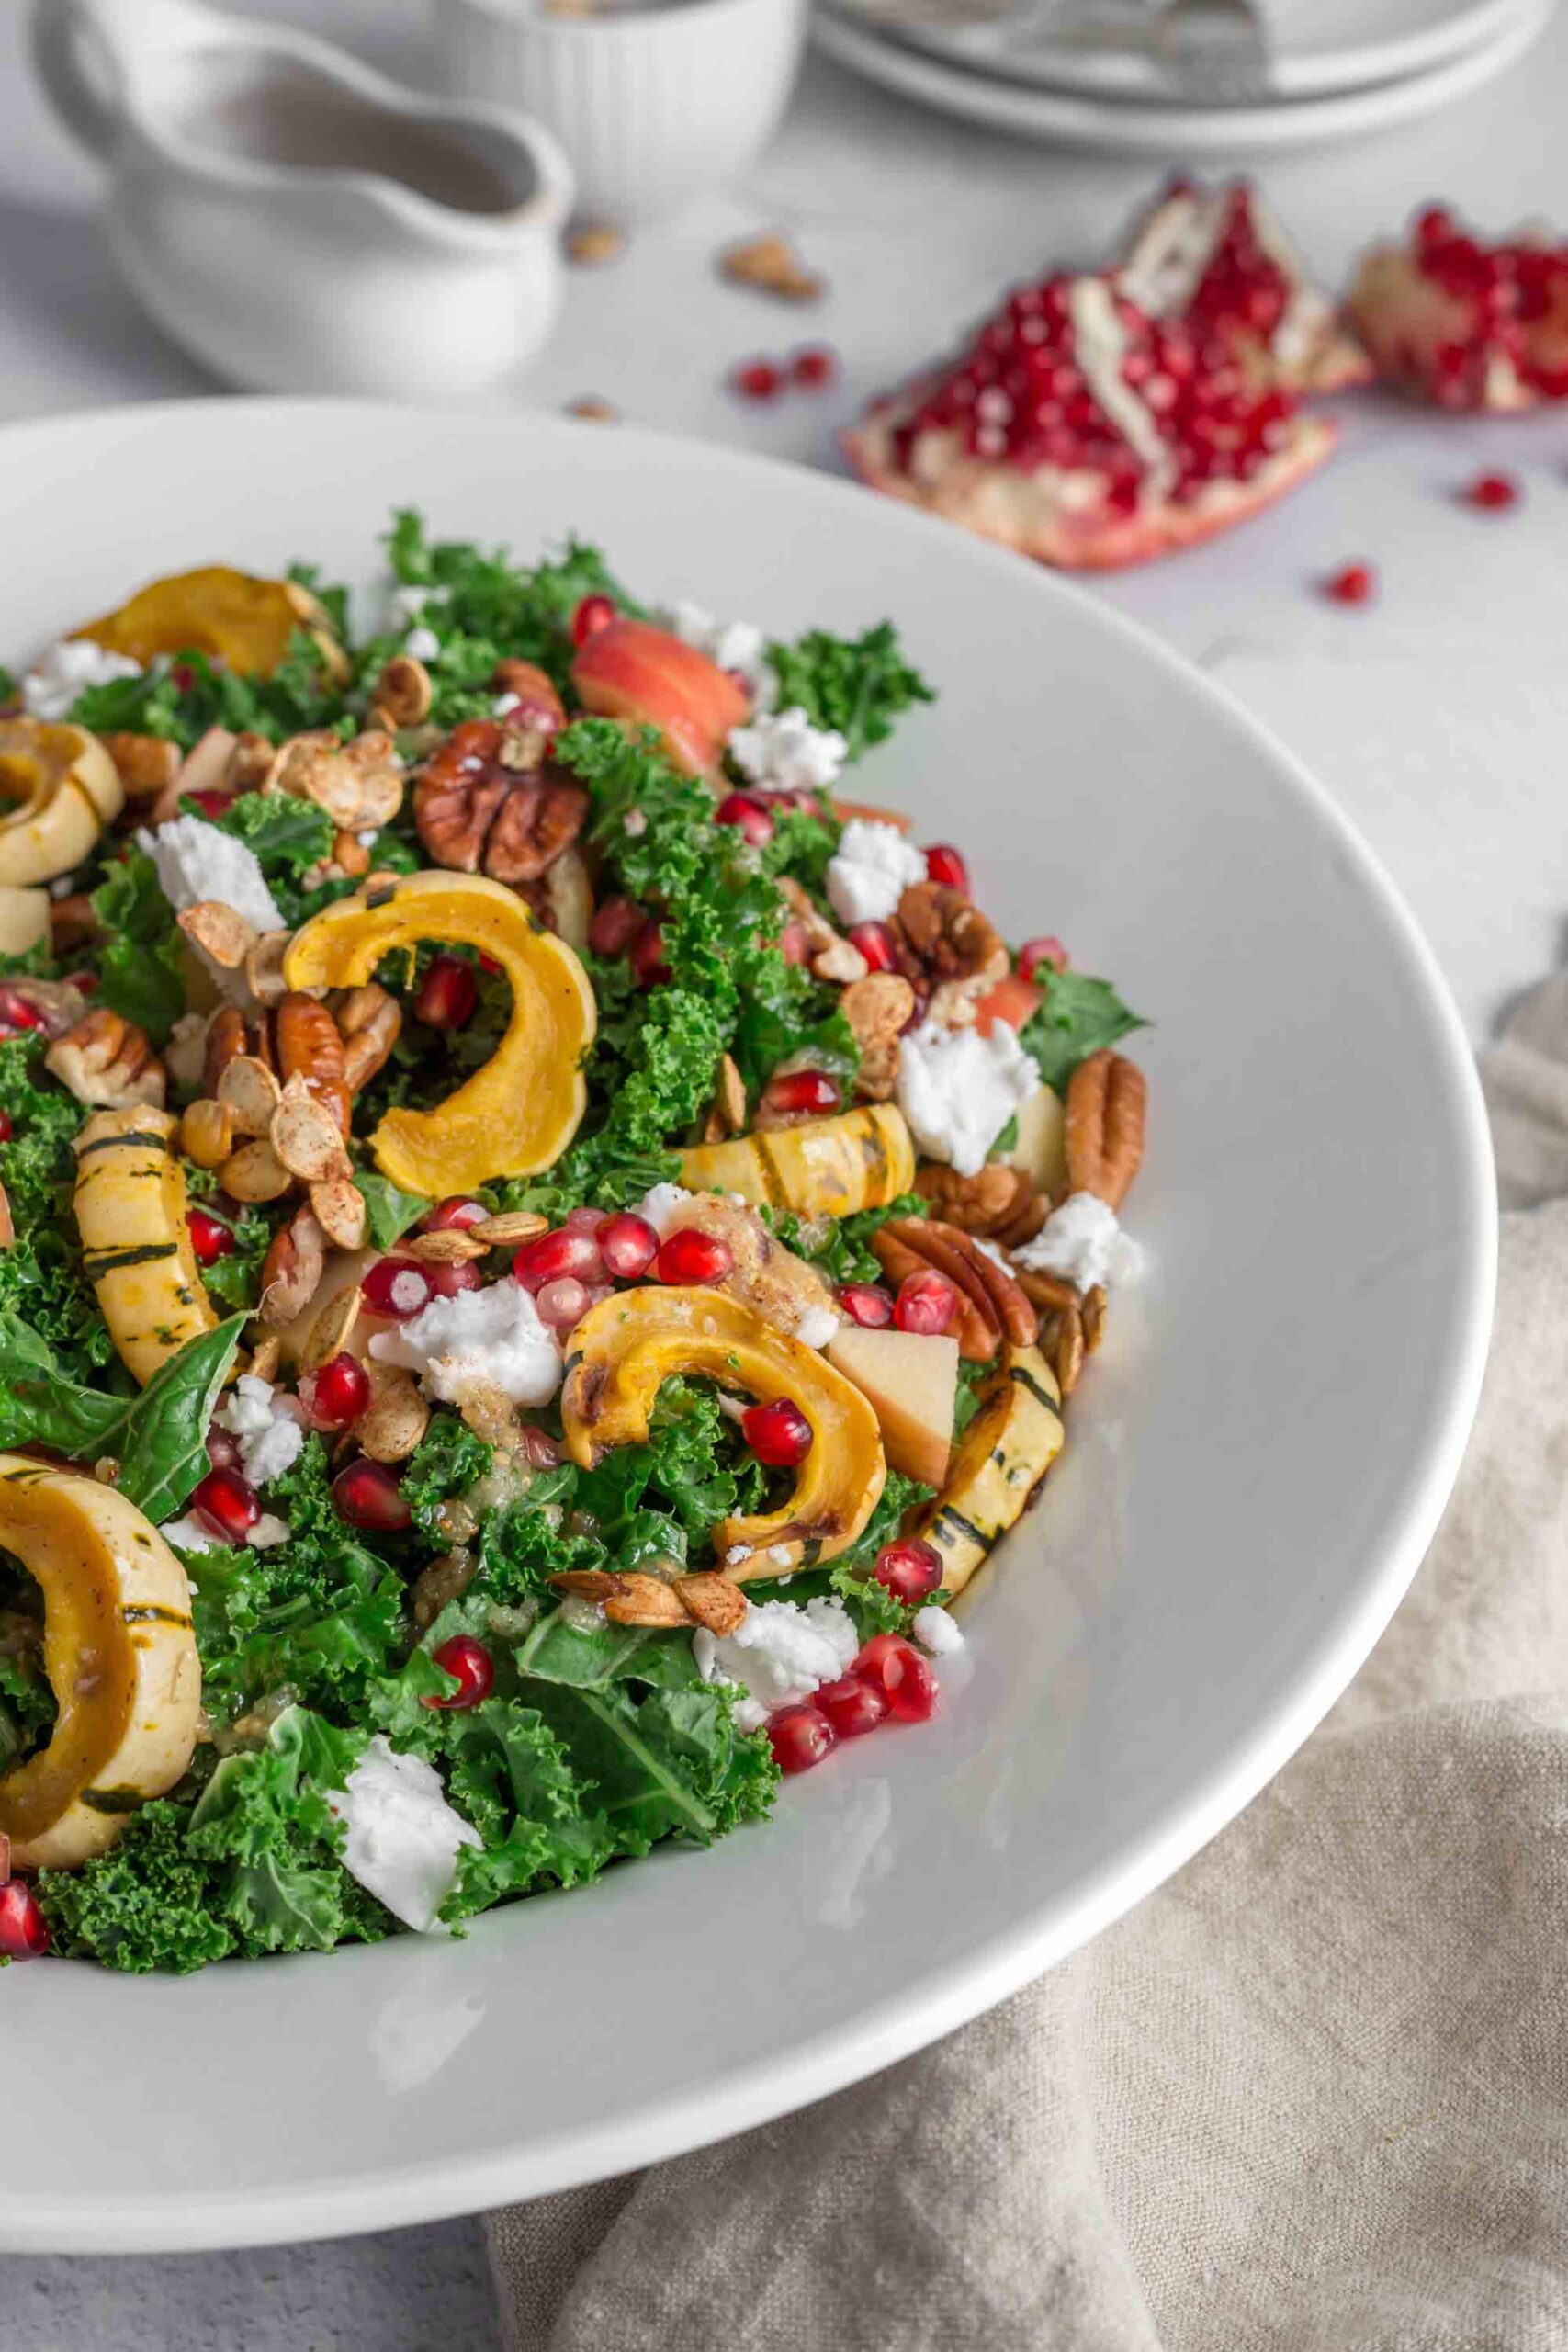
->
[435,0,808,223]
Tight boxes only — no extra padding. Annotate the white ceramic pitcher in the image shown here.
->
[29,0,574,396]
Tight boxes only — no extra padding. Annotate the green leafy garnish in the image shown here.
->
[767,622,933,761]
[1019,969,1145,1095]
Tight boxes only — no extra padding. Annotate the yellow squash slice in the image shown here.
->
[913,1342,1065,1597]
[0,716,124,887]
[73,1108,220,1386]
[0,1458,201,1869]
[73,565,348,682]
[680,1102,915,1220]
[561,1286,886,1574]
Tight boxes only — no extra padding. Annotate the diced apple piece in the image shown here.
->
[0,885,49,956]
[571,618,750,775]
[827,1325,959,1489]
[1001,1084,1066,1197]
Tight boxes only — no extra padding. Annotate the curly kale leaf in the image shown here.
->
[0,1037,118,1382]
[766,621,934,761]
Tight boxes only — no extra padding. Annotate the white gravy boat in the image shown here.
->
[29,0,573,396]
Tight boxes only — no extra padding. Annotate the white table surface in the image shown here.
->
[0,0,1562,2335]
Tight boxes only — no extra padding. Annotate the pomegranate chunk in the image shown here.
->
[332,1458,412,1532]
[422,1634,495,1711]
[629,921,671,989]
[761,1069,841,1121]
[853,1633,939,1723]
[733,358,783,402]
[847,921,896,973]
[792,345,838,388]
[186,1205,234,1265]
[767,1702,836,1772]
[299,1351,371,1431]
[1324,562,1376,606]
[361,1258,434,1320]
[570,594,616,646]
[414,953,479,1032]
[536,1275,590,1330]
[815,1674,888,1738]
[839,1282,894,1329]
[192,1465,260,1544]
[1350,207,1568,413]
[742,1396,814,1467]
[715,792,775,847]
[655,1227,733,1286]
[872,1537,942,1605]
[844,268,1337,571]
[1119,179,1371,395]
[895,1270,957,1337]
[1465,470,1519,510]
[597,1211,660,1281]
[0,985,45,1033]
[423,1195,489,1233]
[0,1879,49,1961]
[923,843,970,894]
[588,895,645,959]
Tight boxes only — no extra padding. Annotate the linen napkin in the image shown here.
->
[488,984,1568,2352]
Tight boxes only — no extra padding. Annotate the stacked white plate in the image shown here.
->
[814,0,1553,154]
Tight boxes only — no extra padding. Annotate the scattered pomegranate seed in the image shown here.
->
[1018,936,1068,982]
[838,1282,894,1328]
[767,1702,836,1772]
[894,1270,957,1336]
[761,1069,841,1120]
[332,1457,412,1532]
[1324,561,1376,605]
[629,921,671,989]
[423,1195,489,1234]
[536,1275,591,1330]
[1465,470,1519,510]
[872,1537,943,1605]
[191,1464,261,1545]
[654,1227,733,1285]
[422,1634,495,1712]
[170,661,197,694]
[185,1205,234,1265]
[478,952,502,978]
[565,1205,608,1237]
[597,1211,660,1281]
[522,1425,564,1468]
[205,1427,241,1473]
[513,1227,604,1292]
[715,791,775,847]
[414,953,479,1031]
[0,985,44,1032]
[924,843,970,893]
[361,1258,433,1320]
[570,593,616,646]
[742,1396,814,1468]
[0,1110,12,1143]
[588,896,645,959]
[815,1674,888,1738]
[732,358,783,402]
[791,345,838,389]
[853,1632,939,1722]
[848,922,897,973]
[779,919,811,967]
[0,1880,49,1961]
[423,1258,484,1300]
[300,1351,371,1430]
[186,787,231,820]
[62,969,97,995]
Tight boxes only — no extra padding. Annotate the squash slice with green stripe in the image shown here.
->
[914,1343,1065,1596]
[73,1107,220,1385]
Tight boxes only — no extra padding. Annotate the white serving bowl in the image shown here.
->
[436,0,808,222]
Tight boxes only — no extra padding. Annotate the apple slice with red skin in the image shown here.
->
[571,618,750,775]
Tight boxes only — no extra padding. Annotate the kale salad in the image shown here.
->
[0,514,1145,1973]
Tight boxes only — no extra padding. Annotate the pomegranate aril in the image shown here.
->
[565,1205,608,1236]
[895,1270,957,1337]
[654,1227,733,1285]
[815,1675,889,1739]
[853,1632,939,1723]
[0,1110,11,1143]
[185,1205,234,1265]
[588,895,645,959]
[186,787,231,820]
[361,1258,433,1319]
[522,1424,564,1468]
[1019,935,1068,981]
[513,1227,604,1291]
[1324,562,1376,605]
[779,919,811,967]
[192,1464,261,1544]
[422,1634,494,1712]
[767,1702,836,1773]
[536,1276,590,1330]
[924,842,970,894]
[742,1396,814,1468]
[872,1537,942,1605]
[733,358,783,402]
[847,922,896,973]
[762,1068,841,1119]
[332,1458,412,1532]
[0,985,44,1032]
[792,345,838,389]
[630,921,671,989]
[838,1282,894,1329]
[715,791,775,847]
[1465,470,1519,509]
[414,954,479,1031]
[424,1258,483,1299]
[570,594,616,646]
[0,1879,49,1961]
[205,1427,241,1472]
[597,1211,660,1281]
[423,1195,489,1233]
[301,1351,371,1430]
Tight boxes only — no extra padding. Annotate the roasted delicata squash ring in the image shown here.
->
[679,1102,916,1220]
[0,716,124,888]
[561,1286,886,1574]
[73,564,349,683]
[283,871,597,1197]
[0,1459,201,1870]
[914,1342,1065,1597]
[73,1108,220,1386]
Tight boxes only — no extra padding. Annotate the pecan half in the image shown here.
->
[1064,1050,1145,1210]
[45,1009,164,1109]
[414,719,587,884]
[871,1227,995,1362]
[271,729,404,831]
[335,984,401,1093]
[841,973,915,1102]
[275,990,351,1136]
[878,1216,1036,1352]
[492,661,567,731]
[914,1159,1031,1237]
[893,883,1008,1023]
[101,731,180,799]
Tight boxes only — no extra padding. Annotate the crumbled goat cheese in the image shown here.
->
[1015,1192,1144,1291]
[136,814,285,934]
[671,600,777,711]
[216,1374,305,1487]
[21,637,142,720]
[825,817,928,928]
[250,1512,290,1549]
[404,625,441,663]
[623,806,648,837]
[638,1182,694,1238]
[159,1512,214,1554]
[912,1605,965,1657]
[726,1544,754,1567]
[694,1597,859,1735]
[327,1737,481,1935]
[388,582,448,628]
[795,1304,840,1350]
[729,707,847,797]
[896,1018,1040,1179]
[49,875,77,899]
[370,1276,562,1407]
